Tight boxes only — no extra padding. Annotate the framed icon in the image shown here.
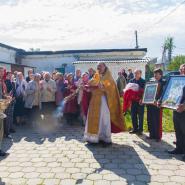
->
[161,75,185,110]
[142,82,158,104]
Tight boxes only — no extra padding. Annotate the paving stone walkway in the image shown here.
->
[0,122,185,185]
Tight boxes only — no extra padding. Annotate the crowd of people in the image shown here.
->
[0,63,184,162]
[0,67,96,156]
[117,64,185,161]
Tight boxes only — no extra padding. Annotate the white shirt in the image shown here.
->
[41,79,56,103]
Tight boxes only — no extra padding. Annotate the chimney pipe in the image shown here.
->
[135,30,139,49]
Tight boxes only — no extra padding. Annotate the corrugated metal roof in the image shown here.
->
[77,57,143,61]
[23,48,147,55]
[73,58,150,64]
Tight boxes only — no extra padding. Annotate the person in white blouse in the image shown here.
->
[40,72,57,116]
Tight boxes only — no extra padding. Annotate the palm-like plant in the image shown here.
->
[164,37,175,63]
[161,37,175,71]
[161,43,167,70]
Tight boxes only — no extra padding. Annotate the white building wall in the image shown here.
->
[79,51,146,60]
[0,46,16,64]
[20,50,147,73]
[73,62,147,80]
[21,54,76,72]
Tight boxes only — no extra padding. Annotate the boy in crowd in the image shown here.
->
[146,68,165,142]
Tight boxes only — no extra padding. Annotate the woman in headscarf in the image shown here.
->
[63,73,78,125]
[14,72,27,125]
[24,73,42,125]
[55,72,65,106]
[80,72,91,125]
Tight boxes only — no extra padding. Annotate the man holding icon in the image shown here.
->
[168,64,185,162]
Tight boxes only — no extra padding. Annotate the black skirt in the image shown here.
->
[14,96,25,117]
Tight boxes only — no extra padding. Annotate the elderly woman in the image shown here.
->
[14,72,27,125]
[26,69,34,83]
[25,73,41,124]
[55,72,66,106]
[88,68,96,80]
[52,71,58,81]
[63,73,78,125]
[40,72,56,115]
[80,72,91,125]
[74,69,82,82]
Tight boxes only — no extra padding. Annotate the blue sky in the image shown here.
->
[0,0,185,58]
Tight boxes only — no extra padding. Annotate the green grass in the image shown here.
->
[121,98,174,132]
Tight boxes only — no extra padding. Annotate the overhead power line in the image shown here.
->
[140,0,185,33]
[154,0,185,25]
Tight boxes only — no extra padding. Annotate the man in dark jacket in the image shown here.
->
[129,69,145,135]
[127,69,134,82]
[168,64,185,162]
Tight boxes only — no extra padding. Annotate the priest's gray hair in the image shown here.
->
[97,62,107,67]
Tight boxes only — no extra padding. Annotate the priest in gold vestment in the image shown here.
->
[84,62,125,144]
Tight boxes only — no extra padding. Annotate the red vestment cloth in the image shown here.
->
[159,108,163,139]
[81,90,91,117]
[123,89,144,112]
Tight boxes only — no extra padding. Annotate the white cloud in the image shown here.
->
[0,0,184,57]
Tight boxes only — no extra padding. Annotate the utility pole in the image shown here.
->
[135,30,139,49]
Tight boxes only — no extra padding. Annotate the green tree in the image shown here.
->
[168,55,185,71]
[145,64,155,81]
